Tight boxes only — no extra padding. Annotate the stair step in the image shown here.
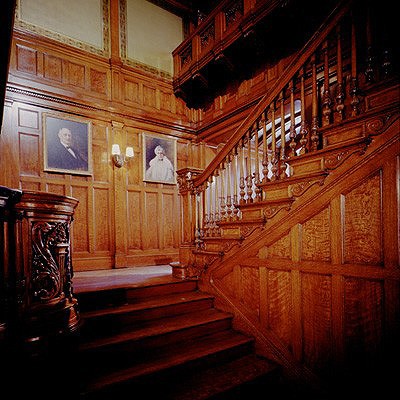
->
[79,308,233,352]
[76,279,198,312]
[165,353,280,400]
[80,290,215,337]
[81,330,255,397]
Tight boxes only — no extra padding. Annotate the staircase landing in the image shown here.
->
[73,265,175,293]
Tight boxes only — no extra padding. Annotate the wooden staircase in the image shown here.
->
[75,276,283,400]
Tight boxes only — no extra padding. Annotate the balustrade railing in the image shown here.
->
[177,0,397,254]
[173,0,283,90]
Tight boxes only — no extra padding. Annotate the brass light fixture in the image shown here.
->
[111,144,134,168]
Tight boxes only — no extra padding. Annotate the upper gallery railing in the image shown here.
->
[172,0,284,92]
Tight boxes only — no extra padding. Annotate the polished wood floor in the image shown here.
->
[73,265,178,293]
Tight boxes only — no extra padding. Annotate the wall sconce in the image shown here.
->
[111,144,134,168]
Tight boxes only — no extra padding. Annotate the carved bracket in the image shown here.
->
[31,221,70,303]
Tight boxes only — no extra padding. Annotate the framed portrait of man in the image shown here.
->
[143,133,177,184]
[43,113,92,175]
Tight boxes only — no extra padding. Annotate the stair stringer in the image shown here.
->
[197,113,400,391]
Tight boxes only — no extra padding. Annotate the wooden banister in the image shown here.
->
[192,0,352,189]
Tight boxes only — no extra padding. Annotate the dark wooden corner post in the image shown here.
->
[172,167,203,279]
[1,189,80,358]
[1,188,81,395]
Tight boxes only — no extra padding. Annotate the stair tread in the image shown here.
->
[74,273,195,294]
[81,290,213,319]
[83,330,254,394]
[168,353,279,400]
[80,308,232,351]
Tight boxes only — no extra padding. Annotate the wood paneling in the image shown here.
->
[209,132,399,388]
[301,207,331,262]
[19,132,40,176]
[16,44,37,74]
[344,172,382,265]
[302,273,333,374]
[344,278,384,365]
[2,24,203,270]
[267,269,292,348]
[239,266,260,319]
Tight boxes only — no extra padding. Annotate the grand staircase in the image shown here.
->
[75,274,284,400]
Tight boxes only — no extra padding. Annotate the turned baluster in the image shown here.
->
[335,25,345,122]
[254,120,262,201]
[299,67,309,155]
[322,40,333,126]
[270,102,279,181]
[261,110,269,183]
[239,139,246,204]
[214,172,220,235]
[289,79,297,157]
[310,54,319,151]
[350,13,360,117]
[279,91,287,179]
[226,155,233,220]
[232,147,239,218]
[246,129,253,202]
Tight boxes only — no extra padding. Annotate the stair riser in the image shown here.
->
[80,298,214,339]
[80,318,234,372]
[77,280,198,312]
[126,280,198,301]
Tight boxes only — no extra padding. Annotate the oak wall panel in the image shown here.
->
[344,278,384,364]
[43,54,63,82]
[20,181,40,191]
[240,266,260,319]
[143,190,159,249]
[124,79,140,103]
[90,68,108,95]
[46,183,65,196]
[301,273,333,374]
[267,233,291,259]
[127,190,142,250]
[16,44,37,75]
[67,61,85,88]
[301,207,331,262]
[344,173,382,265]
[18,108,39,129]
[143,85,156,108]
[161,192,177,249]
[19,132,40,176]
[71,185,90,254]
[267,269,292,348]
[93,187,112,252]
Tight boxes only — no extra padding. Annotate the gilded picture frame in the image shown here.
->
[142,133,177,184]
[43,113,92,175]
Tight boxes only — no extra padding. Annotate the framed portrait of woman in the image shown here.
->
[142,133,177,184]
[43,113,92,175]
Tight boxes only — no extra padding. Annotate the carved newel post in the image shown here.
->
[172,167,203,279]
[11,190,80,347]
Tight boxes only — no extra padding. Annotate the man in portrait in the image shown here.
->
[47,126,88,171]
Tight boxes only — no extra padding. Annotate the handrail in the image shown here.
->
[192,0,352,188]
